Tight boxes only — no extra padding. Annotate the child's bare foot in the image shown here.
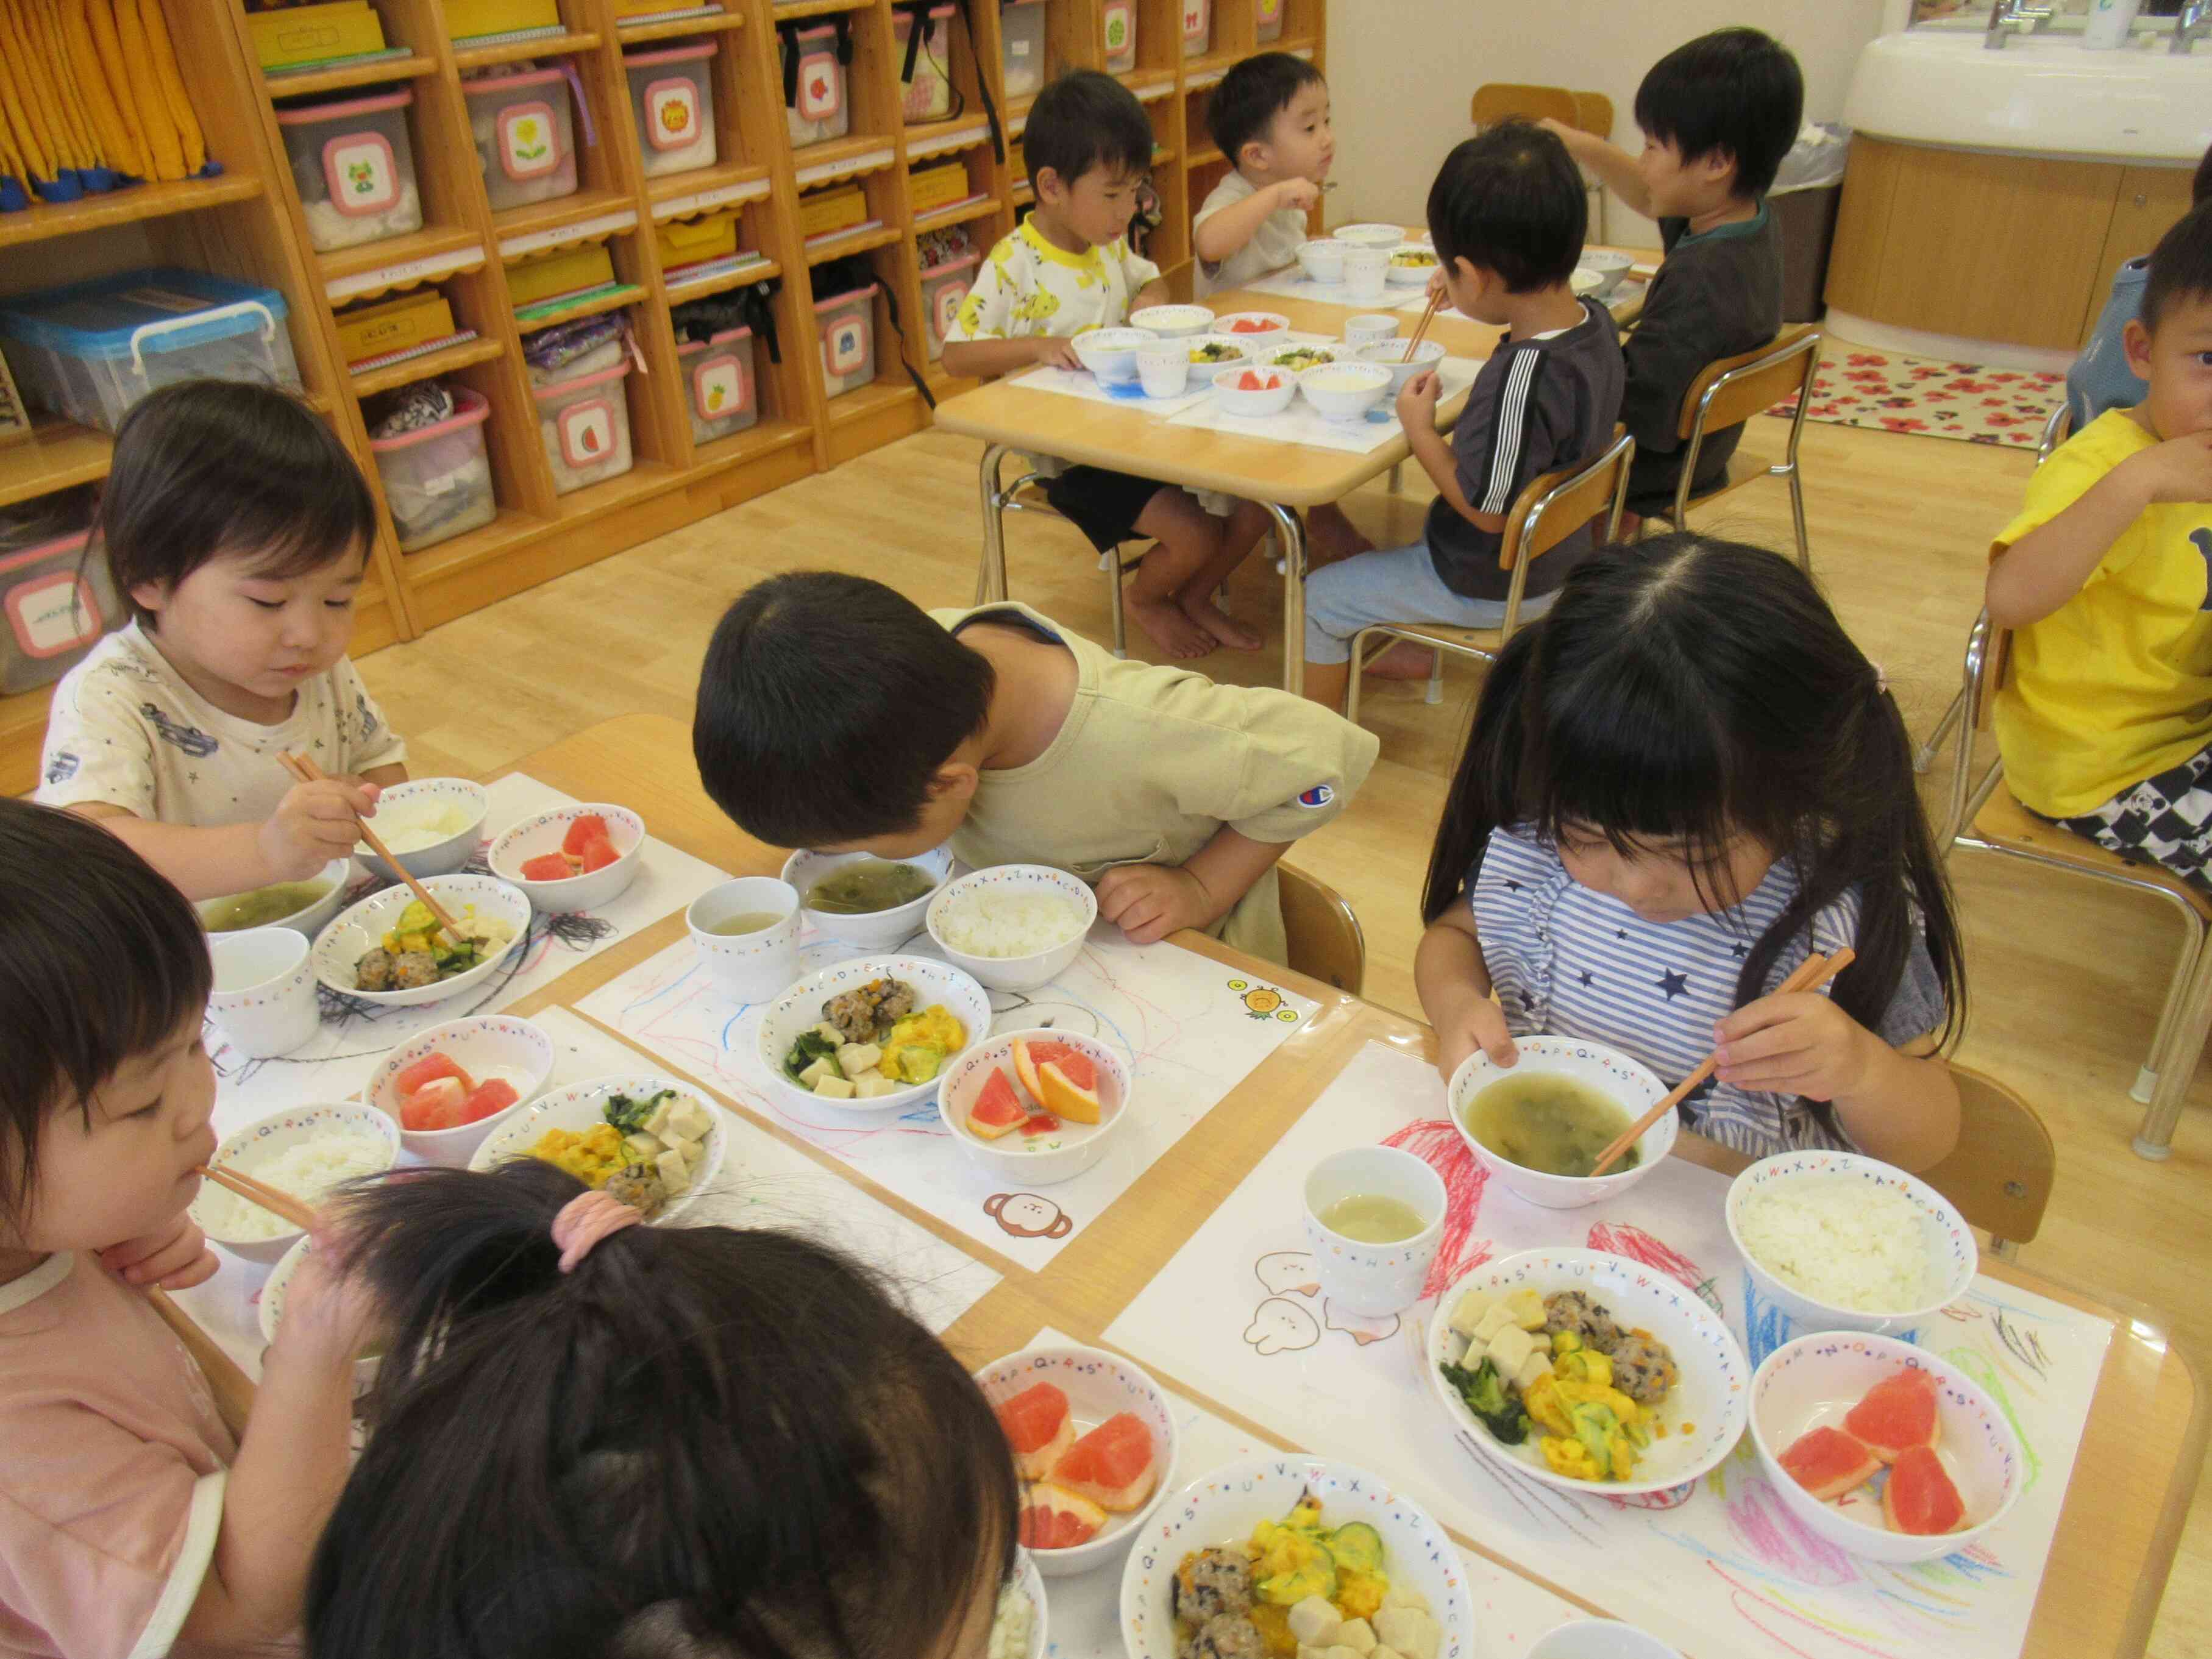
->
[1182,592,1264,651]
[1364,641,1441,680]
[1129,594,1218,659]
[1306,506,1374,565]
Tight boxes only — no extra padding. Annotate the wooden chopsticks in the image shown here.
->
[197,1161,321,1234]
[1587,947,1857,1176]
[278,750,469,945]
[1402,287,1446,365]
[142,1287,255,1438]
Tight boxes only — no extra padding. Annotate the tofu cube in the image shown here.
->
[622,1132,664,1162]
[661,1132,700,1168]
[1531,1331,1552,1352]
[812,1074,856,1099]
[813,1021,847,1047]
[1374,1608,1439,1659]
[654,1148,693,1195]
[1515,1351,1554,1392]
[1471,1302,1518,1345]
[1487,1325,1536,1377]
[1324,1648,1365,1659]
[1335,1619,1376,1655]
[1370,1649,1404,1659]
[666,1096,711,1140]
[837,1043,883,1080]
[1382,1583,1431,1611]
[1287,1596,1342,1647]
[1504,1288,1546,1330]
[1448,1287,1495,1338]
[642,1098,674,1138]
[797,1057,838,1090]
[852,1075,902,1099]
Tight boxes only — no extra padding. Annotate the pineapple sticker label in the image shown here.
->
[693,354,749,421]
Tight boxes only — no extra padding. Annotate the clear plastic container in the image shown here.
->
[368,387,496,552]
[0,530,119,695]
[275,88,424,253]
[676,326,759,444]
[624,41,718,177]
[533,360,635,494]
[1102,0,1136,71]
[1181,0,1210,57]
[784,24,850,149]
[1000,0,1047,99]
[0,268,302,435]
[1256,0,1283,42]
[919,252,980,362]
[815,284,879,399]
[463,67,580,212]
[894,5,957,123]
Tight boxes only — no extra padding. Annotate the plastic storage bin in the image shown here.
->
[533,361,634,493]
[0,530,119,696]
[815,285,879,399]
[1000,1,1047,99]
[625,42,718,177]
[1102,0,1136,71]
[0,269,301,435]
[464,68,580,212]
[894,5,956,123]
[1256,0,1283,41]
[919,252,978,361]
[1181,0,1209,57]
[783,24,850,149]
[677,326,758,444]
[368,388,496,553]
[276,89,424,254]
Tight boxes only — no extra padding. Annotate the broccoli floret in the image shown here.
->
[1440,1357,1531,1446]
[605,1089,676,1135]
[781,1030,841,1082]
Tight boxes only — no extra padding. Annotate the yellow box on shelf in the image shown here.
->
[505,243,617,308]
[1008,141,1026,185]
[442,0,562,41]
[656,211,739,270]
[248,1,386,70]
[334,291,457,365]
[909,164,972,215]
[610,0,706,13]
[797,185,868,239]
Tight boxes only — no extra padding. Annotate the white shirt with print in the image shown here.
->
[1193,171,1307,298]
[943,219,1161,343]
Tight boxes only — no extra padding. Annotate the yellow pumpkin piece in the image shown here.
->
[1336,1566,1386,1621]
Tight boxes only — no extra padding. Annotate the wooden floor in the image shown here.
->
[363,415,2212,1656]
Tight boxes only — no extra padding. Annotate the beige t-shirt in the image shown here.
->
[1193,171,1307,299]
[37,622,405,826]
[933,604,1379,964]
[0,1254,236,1659]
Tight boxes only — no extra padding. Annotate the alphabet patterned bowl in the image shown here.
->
[487,803,647,912]
[362,1014,556,1164]
[925,862,1097,992]
[1072,326,1159,384]
[310,875,532,1008]
[469,1071,728,1226]
[1129,304,1215,339]
[352,777,488,878]
[938,1028,1131,1185]
[756,954,992,1117]
[1296,238,1348,283]
[1211,364,1296,417]
[1446,1035,1674,1209]
[191,1101,403,1264]
[1356,337,1449,396]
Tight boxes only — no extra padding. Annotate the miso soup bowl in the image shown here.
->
[1446,1035,1674,1209]
[780,845,953,950]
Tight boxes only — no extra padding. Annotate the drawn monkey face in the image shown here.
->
[984,1192,1072,1240]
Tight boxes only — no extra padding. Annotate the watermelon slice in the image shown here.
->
[522,852,578,882]
[995,1382,1074,1480]
[577,836,621,874]
[561,814,611,857]
[400,1076,468,1132]
[459,1079,520,1125]
[1844,1366,1940,1464]
[1051,1412,1156,1512]
[1882,1444,1966,1535]
[396,1052,474,1096]
[969,1070,1028,1142]
[1018,1482,1106,1550]
[1778,1425,1882,1502]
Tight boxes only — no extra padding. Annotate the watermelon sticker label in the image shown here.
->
[557,399,615,469]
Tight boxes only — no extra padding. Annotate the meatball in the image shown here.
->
[391,950,441,990]
[603,1163,667,1220]
[354,950,395,992]
[1172,1548,1253,1625]
[1609,1332,1680,1406]
[1189,1615,1267,1659]
[822,978,918,1043]
[1543,1290,1621,1353]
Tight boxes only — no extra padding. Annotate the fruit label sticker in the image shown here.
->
[795,51,842,123]
[822,314,869,377]
[692,352,750,420]
[322,131,398,217]
[499,101,561,180]
[1182,0,1208,43]
[1256,0,1281,21]
[5,572,102,659]
[645,77,699,151]
[932,282,966,344]
[557,398,615,469]
[1104,1,1132,51]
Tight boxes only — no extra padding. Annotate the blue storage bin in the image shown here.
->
[0,268,303,435]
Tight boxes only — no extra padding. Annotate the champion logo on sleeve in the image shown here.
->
[1296,784,1334,808]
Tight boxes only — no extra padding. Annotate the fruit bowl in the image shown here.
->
[1211,364,1296,417]
[1210,310,1292,336]
[361,1014,554,1164]
[486,803,645,913]
[939,1029,1132,1185]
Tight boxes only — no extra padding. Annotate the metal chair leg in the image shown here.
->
[1389,462,1404,494]
[2134,931,2212,1158]
[1106,544,1128,658]
[1787,465,1812,575]
[1268,502,1309,695]
[2133,911,2210,1107]
[973,443,1013,605]
[1915,691,1965,776]
[1424,649,1445,705]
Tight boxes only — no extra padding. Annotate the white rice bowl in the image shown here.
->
[191,1102,402,1262]
[990,1552,1048,1659]
[926,865,1097,992]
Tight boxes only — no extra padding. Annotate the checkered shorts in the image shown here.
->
[2052,739,2212,892]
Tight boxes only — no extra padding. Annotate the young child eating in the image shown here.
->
[38,380,408,902]
[693,572,1378,966]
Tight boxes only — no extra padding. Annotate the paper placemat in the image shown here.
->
[1165,358,1480,455]
[171,1007,1002,1378]
[574,925,1318,1267]
[205,773,729,1135]
[1010,362,1213,417]
[1104,1042,2111,1659]
[1234,266,1437,312]
[1022,1327,1582,1657]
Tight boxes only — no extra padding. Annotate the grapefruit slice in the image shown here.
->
[561,814,611,857]
[1018,1113,1063,1137]
[1018,1482,1106,1550]
[396,1053,474,1096]
[1051,1412,1156,1512]
[995,1382,1074,1480]
[1037,1059,1103,1125]
[1882,1444,1966,1535]
[1844,1366,1940,1463]
[1014,1039,1088,1098]
[459,1079,519,1125]
[969,1070,1028,1141]
[1778,1425,1882,1502]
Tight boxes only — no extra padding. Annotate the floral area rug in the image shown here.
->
[1765,347,2066,446]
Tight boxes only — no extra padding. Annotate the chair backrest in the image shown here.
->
[2036,400,2073,464]
[1966,403,2066,733]
[1471,83,1580,129]
[1569,90,1613,141]
[1676,324,1823,440]
[1501,424,1634,570]
[1916,1065,2055,1246]
[1278,863,1365,995]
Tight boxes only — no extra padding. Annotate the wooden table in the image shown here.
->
[190,714,2207,1657]
[932,246,1647,694]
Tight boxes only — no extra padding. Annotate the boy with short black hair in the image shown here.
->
[1986,202,2212,886]
[694,571,1378,965]
[1543,26,1802,518]
[944,71,1271,661]
[1193,51,1329,298]
[1298,123,1624,711]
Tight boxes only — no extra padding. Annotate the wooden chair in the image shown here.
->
[1643,324,1823,574]
[1342,427,1634,725]
[1278,863,1365,995]
[1470,83,1613,243]
[1920,1065,2055,1259]
[1943,608,2212,1158]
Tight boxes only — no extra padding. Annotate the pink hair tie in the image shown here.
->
[550,1190,643,1273]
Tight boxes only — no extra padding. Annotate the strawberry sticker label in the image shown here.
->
[1104,1,1133,50]
[645,78,700,151]
[796,51,842,123]
[6,573,104,659]
[322,132,397,217]
[822,316,869,378]
[557,399,615,469]
[1183,0,1209,42]
[692,352,750,420]
[499,101,561,180]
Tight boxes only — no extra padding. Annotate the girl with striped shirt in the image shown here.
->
[1415,535,1967,1168]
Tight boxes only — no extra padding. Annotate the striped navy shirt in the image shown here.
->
[1467,825,1947,1158]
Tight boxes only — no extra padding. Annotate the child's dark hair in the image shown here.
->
[1423,536,1965,1135]
[2196,140,2212,207]
[0,799,210,1216]
[1632,27,1804,200]
[2141,198,2212,335]
[1024,69,1153,194]
[100,380,376,629]
[307,1160,1019,1659]
[1427,123,1586,294]
[695,572,993,849]
[1207,51,1325,169]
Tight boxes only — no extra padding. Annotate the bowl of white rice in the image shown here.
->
[926,865,1097,992]
[1726,1152,1977,1336]
[191,1102,402,1264]
[989,1551,1047,1659]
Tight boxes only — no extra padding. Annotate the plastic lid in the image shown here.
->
[0,267,291,360]
[463,66,568,93]
[274,87,416,125]
[531,358,634,400]
[677,325,755,352]
[0,529,91,576]
[920,252,982,279]
[624,40,719,65]
[368,387,490,452]
[815,283,881,310]
[794,23,837,38]
[896,4,958,21]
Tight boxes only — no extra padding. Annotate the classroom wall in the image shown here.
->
[1323,1,1893,248]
